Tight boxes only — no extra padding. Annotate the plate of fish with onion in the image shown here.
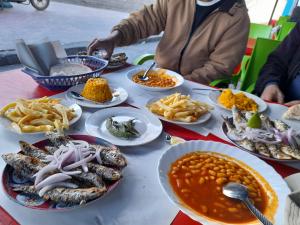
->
[65,78,128,109]
[85,107,163,146]
[0,97,81,134]
[209,89,267,113]
[1,133,127,210]
[222,106,300,162]
[127,67,184,92]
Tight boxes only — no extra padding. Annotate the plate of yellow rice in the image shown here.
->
[208,89,267,112]
[65,78,128,108]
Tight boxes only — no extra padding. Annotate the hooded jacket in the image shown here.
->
[112,0,250,84]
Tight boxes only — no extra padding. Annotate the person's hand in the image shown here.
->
[285,100,300,107]
[87,31,122,59]
[261,84,285,104]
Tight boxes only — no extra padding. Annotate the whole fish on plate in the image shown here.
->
[45,132,71,148]
[2,153,45,178]
[19,141,49,162]
[236,139,255,152]
[254,143,271,157]
[280,145,300,159]
[232,106,247,131]
[72,172,106,189]
[13,185,106,204]
[267,144,292,160]
[259,114,275,131]
[90,144,127,168]
[87,163,121,181]
[274,120,290,132]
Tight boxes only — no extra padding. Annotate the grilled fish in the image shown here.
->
[280,145,300,159]
[232,106,247,131]
[87,163,121,181]
[72,172,106,188]
[237,139,255,152]
[2,153,45,178]
[45,132,71,148]
[19,141,49,161]
[90,144,127,168]
[267,144,292,160]
[260,114,275,131]
[254,143,271,157]
[13,185,106,204]
[274,120,290,132]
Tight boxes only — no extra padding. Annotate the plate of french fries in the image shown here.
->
[146,93,213,125]
[0,97,81,134]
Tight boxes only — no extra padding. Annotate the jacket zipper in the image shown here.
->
[177,5,220,74]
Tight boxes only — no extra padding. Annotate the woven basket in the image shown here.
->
[22,55,108,90]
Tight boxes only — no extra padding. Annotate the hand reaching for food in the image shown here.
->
[87,31,122,59]
[261,84,284,104]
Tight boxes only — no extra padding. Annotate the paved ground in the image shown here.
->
[0,2,128,50]
[0,2,159,71]
[54,0,154,12]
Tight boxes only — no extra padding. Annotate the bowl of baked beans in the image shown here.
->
[127,67,184,92]
[158,140,290,225]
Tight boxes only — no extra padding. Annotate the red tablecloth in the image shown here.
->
[0,69,298,225]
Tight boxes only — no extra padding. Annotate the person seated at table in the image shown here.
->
[255,22,300,107]
[87,0,250,85]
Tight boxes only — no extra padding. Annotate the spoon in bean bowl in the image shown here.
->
[222,182,273,225]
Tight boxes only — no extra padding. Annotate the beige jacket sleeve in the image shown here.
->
[112,0,168,46]
[185,10,250,85]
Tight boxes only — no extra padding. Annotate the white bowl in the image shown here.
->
[158,140,290,225]
[126,67,184,92]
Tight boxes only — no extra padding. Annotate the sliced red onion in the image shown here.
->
[63,154,95,171]
[34,164,58,186]
[38,182,78,197]
[35,173,72,190]
[59,169,82,175]
[58,149,74,169]
[95,150,102,164]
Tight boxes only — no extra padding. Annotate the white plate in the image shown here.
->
[208,89,268,113]
[65,83,128,108]
[85,107,163,146]
[158,140,290,225]
[126,67,184,92]
[146,97,212,125]
[0,101,82,135]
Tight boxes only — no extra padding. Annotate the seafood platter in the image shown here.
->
[222,106,300,162]
[2,133,127,210]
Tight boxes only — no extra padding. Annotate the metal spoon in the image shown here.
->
[70,91,120,104]
[222,183,273,225]
[139,62,156,81]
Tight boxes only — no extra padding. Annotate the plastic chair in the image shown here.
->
[239,38,281,93]
[276,16,290,26]
[249,23,272,39]
[276,22,296,41]
[133,54,155,65]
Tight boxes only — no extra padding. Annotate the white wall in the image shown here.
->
[245,0,287,24]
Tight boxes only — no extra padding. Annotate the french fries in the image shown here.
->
[0,97,76,133]
[147,93,213,123]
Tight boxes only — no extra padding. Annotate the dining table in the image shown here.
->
[0,65,299,225]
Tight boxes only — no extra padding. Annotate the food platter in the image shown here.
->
[222,117,300,163]
[85,107,163,146]
[158,140,290,225]
[146,93,213,125]
[208,89,268,113]
[65,83,128,109]
[2,135,126,210]
[0,100,82,135]
[126,67,184,92]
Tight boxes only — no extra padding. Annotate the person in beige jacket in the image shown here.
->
[88,0,250,85]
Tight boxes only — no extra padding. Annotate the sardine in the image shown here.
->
[90,144,127,168]
[254,143,271,157]
[19,141,49,161]
[2,153,45,178]
[45,132,71,148]
[44,146,58,155]
[13,185,106,204]
[267,144,292,160]
[232,106,247,130]
[237,139,255,152]
[280,145,300,159]
[72,172,106,189]
[260,114,275,131]
[87,163,122,181]
[274,120,290,132]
